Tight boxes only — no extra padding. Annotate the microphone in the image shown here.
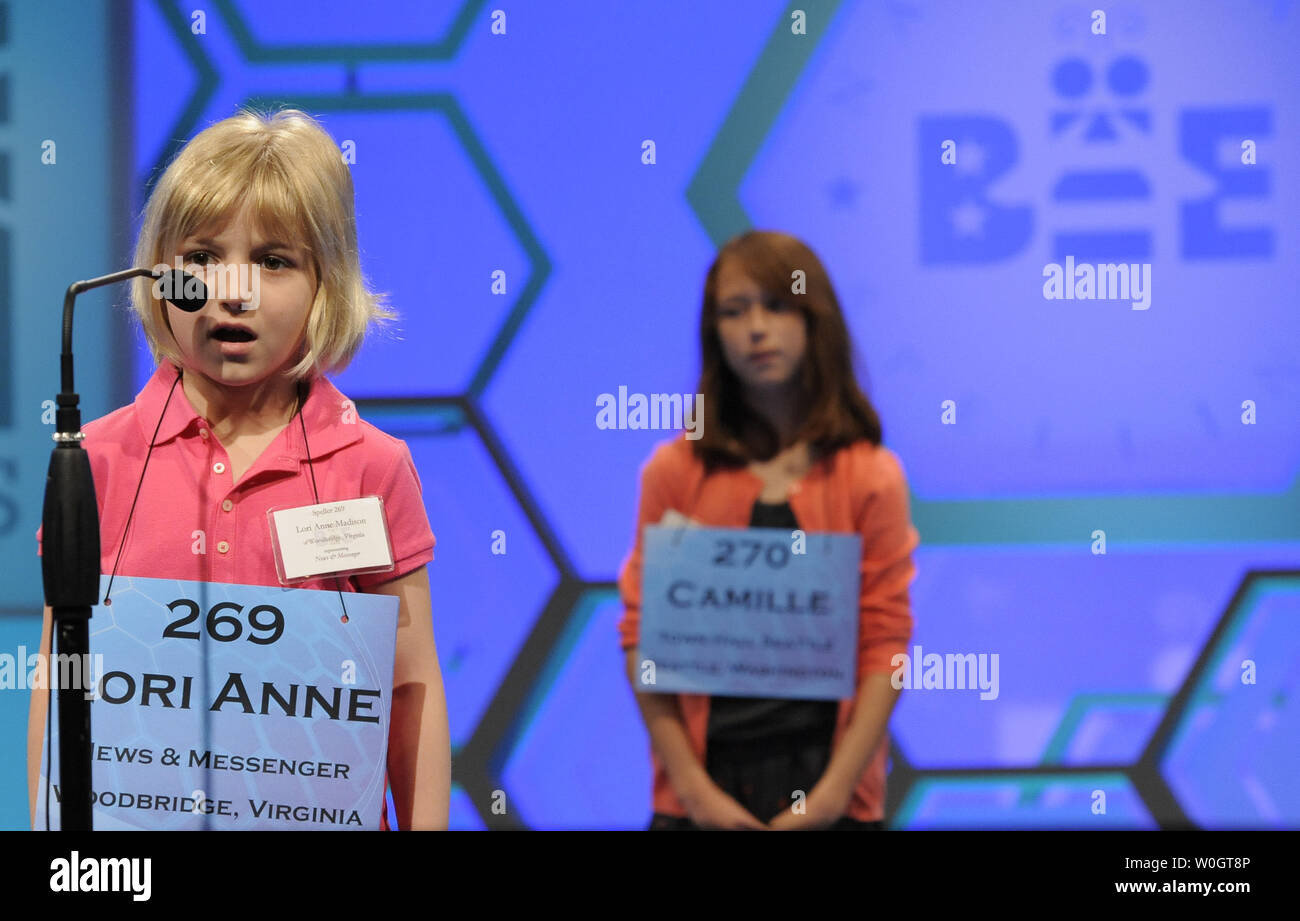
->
[42,264,209,831]
[152,268,210,312]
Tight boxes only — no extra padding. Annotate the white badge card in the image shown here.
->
[268,496,396,583]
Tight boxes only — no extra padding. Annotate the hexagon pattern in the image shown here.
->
[120,0,1300,829]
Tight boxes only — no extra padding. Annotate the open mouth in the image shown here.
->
[212,327,256,342]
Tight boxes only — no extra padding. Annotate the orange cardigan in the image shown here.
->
[617,435,920,822]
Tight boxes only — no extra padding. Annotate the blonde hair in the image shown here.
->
[131,107,394,380]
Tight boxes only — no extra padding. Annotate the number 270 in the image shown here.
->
[712,539,789,568]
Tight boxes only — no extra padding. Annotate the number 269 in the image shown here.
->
[162,599,285,645]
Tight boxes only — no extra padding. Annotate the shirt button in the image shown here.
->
[217,540,230,553]
[213,462,226,474]
[221,499,234,512]
[199,429,209,439]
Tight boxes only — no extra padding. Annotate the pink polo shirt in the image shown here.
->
[36,361,436,831]
[37,361,435,589]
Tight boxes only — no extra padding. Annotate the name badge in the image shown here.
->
[36,574,398,830]
[639,524,861,700]
[267,496,396,584]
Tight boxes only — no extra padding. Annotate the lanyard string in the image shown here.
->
[103,368,182,605]
[104,365,351,622]
[297,377,351,623]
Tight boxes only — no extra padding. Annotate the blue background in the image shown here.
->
[0,0,1297,829]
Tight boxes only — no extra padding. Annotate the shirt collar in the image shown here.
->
[132,363,363,462]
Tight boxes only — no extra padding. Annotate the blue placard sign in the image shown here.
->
[35,574,397,830]
[638,525,861,699]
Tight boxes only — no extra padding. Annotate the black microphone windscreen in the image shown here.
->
[154,269,209,312]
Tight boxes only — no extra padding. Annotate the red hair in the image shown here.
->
[694,230,882,465]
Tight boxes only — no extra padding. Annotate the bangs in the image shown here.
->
[155,148,311,262]
[712,234,807,312]
[132,107,394,380]
[694,229,882,464]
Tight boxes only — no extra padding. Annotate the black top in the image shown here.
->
[705,499,840,746]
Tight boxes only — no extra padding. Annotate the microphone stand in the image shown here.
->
[42,267,162,831]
